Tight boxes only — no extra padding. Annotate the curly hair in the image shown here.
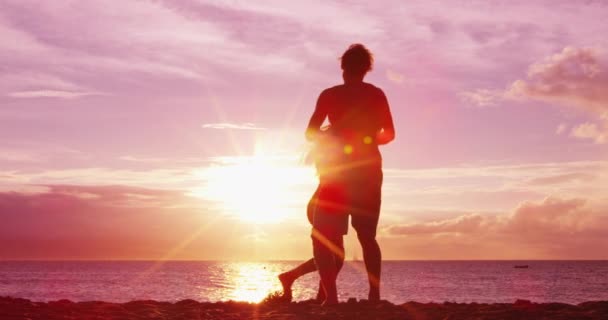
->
[340,43,374,75]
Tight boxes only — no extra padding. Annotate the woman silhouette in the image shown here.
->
[278,126,345,303]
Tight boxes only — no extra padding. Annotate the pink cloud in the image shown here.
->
[385,196,608,259]
[570,122,607,144]
[509,47,608,115]
[0,184,317,260]
[460,89,502,108]
[202,123,266,130]
[0,185,218,259]
[526,172,596,186]
[2,180,608,260]
[7,90,101,99]
[508,46,608,143]
[506,197,595,235]
[387,214,485,235]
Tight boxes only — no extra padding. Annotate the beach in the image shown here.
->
[2,296,607,320]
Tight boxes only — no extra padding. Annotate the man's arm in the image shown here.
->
[376,90,395,145]
[305,90,329,141]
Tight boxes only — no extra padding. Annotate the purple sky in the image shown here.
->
[1,0,607,260]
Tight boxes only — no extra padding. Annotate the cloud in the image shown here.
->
[201,0,382,38]
[387,214,484,235]
[505,197,595,235]
[0,71,102,100]
[509,47,608,110]
[381,160,608,215]
[570,122,607,144]
[202,123,266,130]
[118,155,168,163]
[0,145,92,173]
[526,172,596,186]
[0,1,222,99]
[384,196,608,259]
[556,123,567,135]
[507,46,608,142]
[383,161,606,181]
[385,69,404,84]
[0,184,216,259]
[0,0,331,100]
[508,47,608,115]
[7,90,101,99]
[0,184,312,260]
[0,150,39,162]
[5,159,603,217]
[460,89,503,108]
[39,185,190,207]
[0,167,199,191]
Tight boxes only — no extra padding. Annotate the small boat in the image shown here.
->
[514,265,529,268]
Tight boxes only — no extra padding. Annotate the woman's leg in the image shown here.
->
[315,236,345,302]
[279,185,322,301]
[282,180,347,304]
[312,181,348,305]
[279,258,316,301]
[279,244,345,303]
[312,229,344,305]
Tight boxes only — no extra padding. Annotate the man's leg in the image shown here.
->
[357,231,381,301]
[351,168,383,301]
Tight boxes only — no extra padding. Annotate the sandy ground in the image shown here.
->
[1,296,608,320]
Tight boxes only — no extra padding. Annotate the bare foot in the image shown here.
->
[278,272,294,302]
[315,280,326,303]
[321,298,339,307]
[315,290,326,303]
[368,290,380,302]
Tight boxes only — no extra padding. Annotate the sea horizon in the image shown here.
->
[3,259,607,262]
[2,260,607,304]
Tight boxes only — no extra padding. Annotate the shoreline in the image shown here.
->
[2,297,607,320]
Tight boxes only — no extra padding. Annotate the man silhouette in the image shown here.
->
[307,44,395,305]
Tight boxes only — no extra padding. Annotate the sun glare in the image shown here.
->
[226,263,280,303]
[191,156,316,224]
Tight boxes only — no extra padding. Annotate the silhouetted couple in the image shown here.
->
[279,44,395,305]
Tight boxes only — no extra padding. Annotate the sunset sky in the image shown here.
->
[1,0,607,260]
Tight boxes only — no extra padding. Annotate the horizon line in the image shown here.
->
[2,259,607,262]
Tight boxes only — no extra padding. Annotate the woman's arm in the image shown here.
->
[305,90,329,141]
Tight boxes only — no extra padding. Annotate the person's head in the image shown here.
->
[340,43,373,80]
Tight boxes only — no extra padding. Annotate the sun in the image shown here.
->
[191,156,316,224]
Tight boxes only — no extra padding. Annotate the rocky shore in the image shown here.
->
[1,296,607,320]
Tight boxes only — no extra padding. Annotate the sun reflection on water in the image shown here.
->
[226,263,281,303]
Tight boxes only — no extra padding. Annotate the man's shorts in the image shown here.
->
[312,166,383,238]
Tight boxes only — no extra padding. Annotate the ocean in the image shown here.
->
[1,261,606,304]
